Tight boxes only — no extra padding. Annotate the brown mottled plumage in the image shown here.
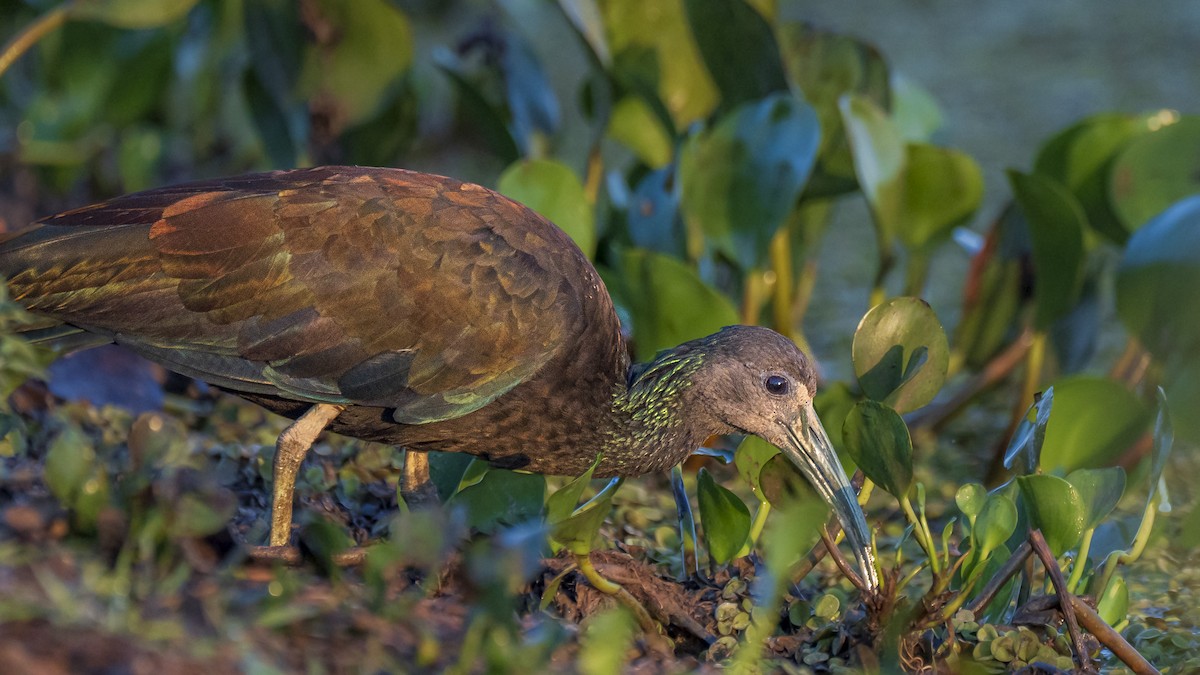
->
[0,167,877,589]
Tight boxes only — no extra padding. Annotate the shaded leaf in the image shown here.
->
[445,468,546,534]
[840,93,904,251]
[1007,170,1086,330]
[683,0,788,109]
[70,0,198,28]
[841,400,913,498]
[697,468,751,565]
[551,477,620,554]
[1110,113,1200,232]
[1040,376,1150,473]
[1018,475,1086,557]
[1004,388,1054,475]
[498,159,595,258]
[758,454,821,508]
[626,165,684,256]
[735,435,779,499]
[1067,467,1126,530]
[975,493,1018,559]
[852,297,949,413]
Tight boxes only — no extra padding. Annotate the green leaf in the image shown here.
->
[1003,388,1054,475]
[70,0,198,28]
[679,93,820,270]
[890,74,942,142]
[1116,195,1200,365]
[840,93,905,251]
[761,495,827,576]
[601,0,717,128]
[734,435,780,499]
[758,454,822,509]
[1110,113,1200,232]
[556,0,611,67]
[777,23,889,195]
[445,469,546,534]
[44,425,96,505]
[974,493,1018,559]
[1096,574,1129,626]
[897,143,983,251]
[683,0,788,109]
[498,159,596,259]
[956,483,987,525]
[1040,376,1151,473]
[1033,112,1154,243]
[1007,170,1086,330]
[579,608,635,675]
[841,400,913,498]
[551,478,620,554]
[1066,467,1126,531]
[607,97,673,168]
[697,468,752,565]
[1018,475,1086,557]
[605,248,739,360]
[300,0,413,127]
[626,166,684,257]
[546,455,602,524]
[852,297,950,413]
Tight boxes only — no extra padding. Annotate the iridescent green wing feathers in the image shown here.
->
[0,167,580,424]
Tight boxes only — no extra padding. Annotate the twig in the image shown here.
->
[246,544,369,566]
[1029,530,1093,674]
[964,540,1031,616]
[1069,595,1160,675]
[820,525,866,591]
[0,2,71,79]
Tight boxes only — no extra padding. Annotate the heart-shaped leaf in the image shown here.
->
[1040,376,1150,473]
[842,400,913,499]
[852,297,949,413]
[498,159,595,259]
[445,469,546,534]
[683,0,788,110]
[551,477,621,554]
[1110,114,1200,232]
[975,493,1018,560]
[1066,467,1126,531]
[735,435,780,499]
[1007,170,1086,330]
[1096,574,1130,626]
[759,454,822,508]
[546,455,602,524]
[956,483,987,525]
[697,468,752,565]
[1018,475,1086,557]
[679,93,820,270]
[70,0,198,28]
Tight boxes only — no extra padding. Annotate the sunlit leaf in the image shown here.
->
[604,248,739,360]
[735,435,779,499]
[579,608,635,675]
[1096,574,1129,626]
[852,297,949,413]
[841,400,913,498]
[1040,376,1150,473]
[890,74,942,142]
[1066,467,1126,530]
[683,0,788,109]
[608,97,673,168]
[1008,170,1086,330]
[1018,475,1086,557]
[498,159,595,258]
[840,93,904,251]
[1004,388,1054,475]
[975,493,1018,559]
[956,483,986,524]
[44,424,96,506]
[546,455,602,524]
[679,93,820,270]
[1109,113,1200,232]
[697,468,751,565]
[551,478,620,554]
[898,143,983,251]
[70,0,198,28]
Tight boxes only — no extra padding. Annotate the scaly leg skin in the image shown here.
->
[268,403,345,547]
[400,450,439,508]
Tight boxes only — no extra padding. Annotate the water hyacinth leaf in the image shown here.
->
[498,159,595,258]
[683,0,788,109]
[852,297,949,413]
[298,0,413,128]
[1150,388,1173,490]
[556,0,611,66]
[445,469,545,534]
[579,608,635,675]
[762,494,828,575]
[1018,475,1086,557]
[679,93,820,270]
[1034,112,1153,244]
[551,477,620,554]
[626,166,683,256]
[975,493,1018,559]
[813,381,858,472]
[1109,113,1200,232]
[608,97,673,168]
[897,143,984,251]
[735,435,780,498]
[697,468,752,565]
[69,0,198,28]
[891,74,942,142]
[777,23,889,195]
[607,248,739,360]
[759,454,822,509]
[1116,195,1200,365]
[1066,467,1126,530]
[841,93,905,250]
[601,0,716,128]
[956,483,987,525]
[842,400,913,498]
[546,455,602,524]
[1007,170,1086,330]
[44,424,96,506]
[1097,574,1129,626]
[1003,388,1053,475]
[1040,376,1150,473]
[439,66,521,163]
[499,32,562,152]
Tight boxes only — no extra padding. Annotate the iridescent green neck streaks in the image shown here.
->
[601,349,707,474]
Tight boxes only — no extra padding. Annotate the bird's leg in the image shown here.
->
[269,403,345,547]
[400,450,439,507]
[670,465,701,580]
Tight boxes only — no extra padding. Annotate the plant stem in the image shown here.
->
[820,525,867,591]
[769,229,794,339]
[900,495,940,575]
[903,249,931,298]
[1067,527,1095,594]
[0,3,72,79]
[575,553,662,636]
[1096,494,1159,594]
[1021,330,1047,407]
[747,499,771,545]
[965,540,1032,616]
[741,272,766,325]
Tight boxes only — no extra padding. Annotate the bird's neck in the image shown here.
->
[596,349,716,476]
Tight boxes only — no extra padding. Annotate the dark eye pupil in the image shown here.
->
[765,375,789,395]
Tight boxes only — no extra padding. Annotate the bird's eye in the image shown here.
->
[764,374,790,396]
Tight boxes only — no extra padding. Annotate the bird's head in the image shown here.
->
[683,325,880,591]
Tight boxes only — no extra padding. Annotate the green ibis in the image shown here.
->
[0,166,878,589]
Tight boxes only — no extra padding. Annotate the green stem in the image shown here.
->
[1096,495,1159,594]
[1021,331,1047,407]
[769,229,794,339]
[1067,528,1094,594]
[900,495,940,575]
[0,2,71,79]
[903,248,932,298]
[741,272,766,325]
[747,500,771,547]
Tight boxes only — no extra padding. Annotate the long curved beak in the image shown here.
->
[781,402,879,591]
